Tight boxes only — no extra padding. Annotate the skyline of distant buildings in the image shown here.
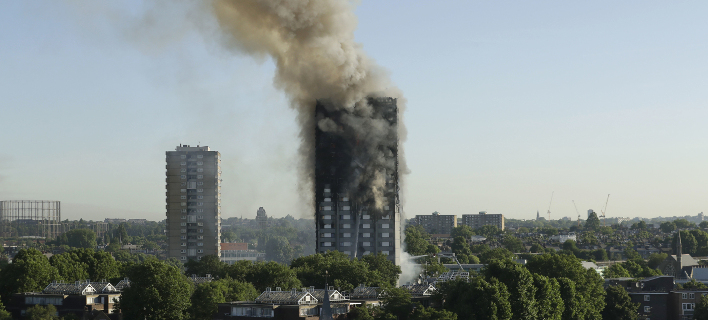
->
[411,211,506,235]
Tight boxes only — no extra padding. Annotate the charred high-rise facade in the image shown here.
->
[166,145,221,261]
[315,97,401,266]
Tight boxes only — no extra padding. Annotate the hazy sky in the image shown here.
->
[1,1,707,222]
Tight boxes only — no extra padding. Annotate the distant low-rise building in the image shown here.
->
[104,218,126,224]
[551,232,577,243]
[220,242,264,264]
[461,211,504,231]
[605,276,674,320]
[8,280,122,319]
[214,287,350,320]
[616,217,631,225]
[189,274,214,285]
[412,212,457,235]
[670,289,707,320]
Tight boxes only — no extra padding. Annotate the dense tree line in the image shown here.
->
[0,247,646,320]
[436,254,612,320]
[0,248,403,319]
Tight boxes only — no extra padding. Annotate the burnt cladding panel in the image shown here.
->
[315,101,355,199]
[315,97,399,207]
[367,97,399,212]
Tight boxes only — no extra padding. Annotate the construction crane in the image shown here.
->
[600,194,610,227]
[547,191,554,221]
[573,200,580,227]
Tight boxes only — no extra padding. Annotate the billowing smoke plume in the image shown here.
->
[209,0,407,210]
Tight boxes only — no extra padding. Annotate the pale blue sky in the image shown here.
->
[1,1,707,221]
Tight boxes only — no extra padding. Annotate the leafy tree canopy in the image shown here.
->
[532,274,563,320]
[647,253,668,269]
[185,255,226,279]
[674,219,696,229]
[660,221,677,233]
[475,225,502,238]
[410,305,457,320]
[0,248,59,303]
[188,279,258,320]
[585,212,601,231]
[26,304,59,320]
[437,278,512,320]
[502,235,526,253]
[120,259,193,320]
[227,261,301,292]
[265,236,300,264]
[690,230,708,256]
[529,243,545,253]
[360,253,402,287]
[678,279,708,290]
[483,259,537,319]
[0,295,11,320]
[380,287,414,320]
[404,225,437,256]
[450,225,475,239]
[526,253,605,320]
[603,264,631,278]
[631,221,647,230]
[450,237,472,257]
[50,252,89,282]
[478,248,515,264]
[673,230,698,256]
[290,251,398,291]
[350,306,376,320]
[601,285,639,320]
[60,229,97,249]
[695,293,708,320]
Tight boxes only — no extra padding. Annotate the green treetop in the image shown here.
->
[119,259,193,320]
[601,285,639,320]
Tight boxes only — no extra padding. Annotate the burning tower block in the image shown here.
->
[314,97,401,266]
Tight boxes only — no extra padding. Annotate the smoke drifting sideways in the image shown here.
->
[208,0,408,211]
[210,1,420,280]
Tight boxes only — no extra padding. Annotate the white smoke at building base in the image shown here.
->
[399,251,424,285]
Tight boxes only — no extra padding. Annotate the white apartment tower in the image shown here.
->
[166,145,221,261]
